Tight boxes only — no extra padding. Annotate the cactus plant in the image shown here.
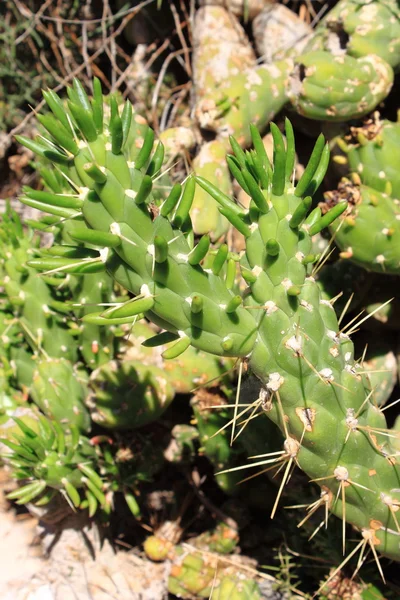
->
[0,414,105,514]
[168,549,269,600]
[357,338,397,408]
[0,208,77,364]
[18,80,400,565]
[124,320,234,394]
[303,0,400,71]
[30,357,90,432]
[333,115,400,198]
[87,359,175,430]
[324,178,400,275]
[288,51,393,122]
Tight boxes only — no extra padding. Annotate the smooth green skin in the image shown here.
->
[329,184,400,274]
[289,51,393,122]
[87,359,174,430]
[191,140,231,239]
[31,358,90,432]
[19,84,400,560]
[304,0,400,70]
[345,120,400,198]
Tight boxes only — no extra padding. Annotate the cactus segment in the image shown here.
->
[192,8,290,144]
[288,51,393,122]
[87,359,174,430]
[304,0,400,71]
[31,358,90,432]
[252,4,312,63]
[0,210,77,365]
[325,180,400,274]
[337,116,400,199]
[191,141,231,239]
[360,339,397,408]
[192,6,256,106]
[168,550,265,599]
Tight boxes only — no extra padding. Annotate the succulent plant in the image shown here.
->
[304,0,400,71]
[324,178,400,275]
[124,320,234,394]
[0,208,77,365]
[168,550,268,600]
[333,115,400,198]
[191,140,232,239]
[18,80,400,565]
[87,359,175,430]
[0,413,105,514]
[288,51,393,122]
[30,357,90,432]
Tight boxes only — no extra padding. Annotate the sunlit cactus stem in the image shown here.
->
[17,79,400,563]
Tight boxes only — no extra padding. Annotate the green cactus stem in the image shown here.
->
[357,337,397,408]
[288,51,393,122]
[18,80,400,561]
[0,209,77,365]
[87,359,174,430]
[304,0,400,71]
[192,6,256,107]
[191,140,232,239]
[324,178,400,274]
[30,358,90,432]
[124,320,234,394]
[193,5,290,146]
[333,115,400,199]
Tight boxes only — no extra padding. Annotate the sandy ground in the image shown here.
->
[0,474,168,600]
